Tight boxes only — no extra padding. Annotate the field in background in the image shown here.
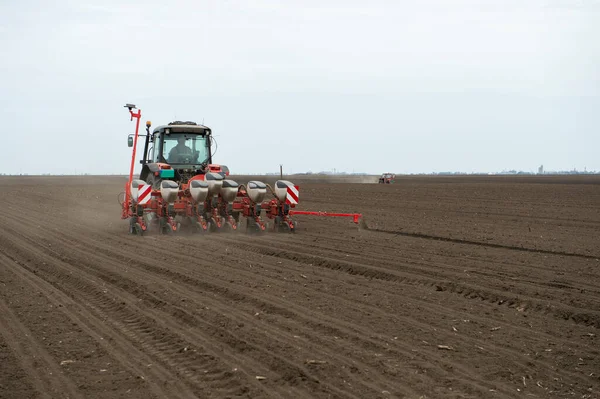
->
[0,175,598,398]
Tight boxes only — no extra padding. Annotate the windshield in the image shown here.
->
[159,133,209,165]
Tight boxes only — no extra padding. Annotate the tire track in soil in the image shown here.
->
[72,251,393,397]
[1,205,436,398]
[224,237,600,329]
[0,250,202,399]
[419,209,600,226]
[261,230,600,304]
[303,229,599,295]
[5,211,600,398]
[3,210,508,397]
[0,239,274,399]
[0,215,337,398]
[52,227,559,398]
[209,236,599,389]
[0,290,83,399]
[85,244,444,398]
[105,228,531,396]
[2,213,418,398]
[251,235,600,345]
[367,228,600,259]
[2,176,600,398]
[284,234,600,303]
[83,240,504,397]
[0,335,39,399]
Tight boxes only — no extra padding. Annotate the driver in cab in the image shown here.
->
[169,137,193,162]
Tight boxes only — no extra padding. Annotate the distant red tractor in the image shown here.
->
[378,173,396,184]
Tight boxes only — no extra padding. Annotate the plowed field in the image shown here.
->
[1,175,599,398]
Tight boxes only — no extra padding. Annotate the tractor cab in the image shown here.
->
[132,120,225,186]
[148,122,211,167]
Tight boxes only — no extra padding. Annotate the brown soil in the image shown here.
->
[0,175,599,398]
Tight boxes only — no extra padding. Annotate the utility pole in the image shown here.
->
[280,164,283,179]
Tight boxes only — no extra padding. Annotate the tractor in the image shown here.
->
[378,173,396,184]
[120,104,298,235]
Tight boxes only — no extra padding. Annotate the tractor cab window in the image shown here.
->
[158,133,209,165]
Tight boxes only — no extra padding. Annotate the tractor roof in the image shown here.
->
[152,121,211,135]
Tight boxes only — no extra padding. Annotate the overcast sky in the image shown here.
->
[1,0,598,175]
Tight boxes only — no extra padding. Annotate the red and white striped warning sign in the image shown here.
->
[285,185,299,205]
[137,184,152,205]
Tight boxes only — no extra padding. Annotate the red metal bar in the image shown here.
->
[124,108,142,214]
[289,210,362,224]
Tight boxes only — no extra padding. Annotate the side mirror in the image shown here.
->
[127,135,133,147]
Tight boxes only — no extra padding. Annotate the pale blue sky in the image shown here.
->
[1,0,598,175]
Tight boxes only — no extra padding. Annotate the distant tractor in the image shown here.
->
[378,173,396,184]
